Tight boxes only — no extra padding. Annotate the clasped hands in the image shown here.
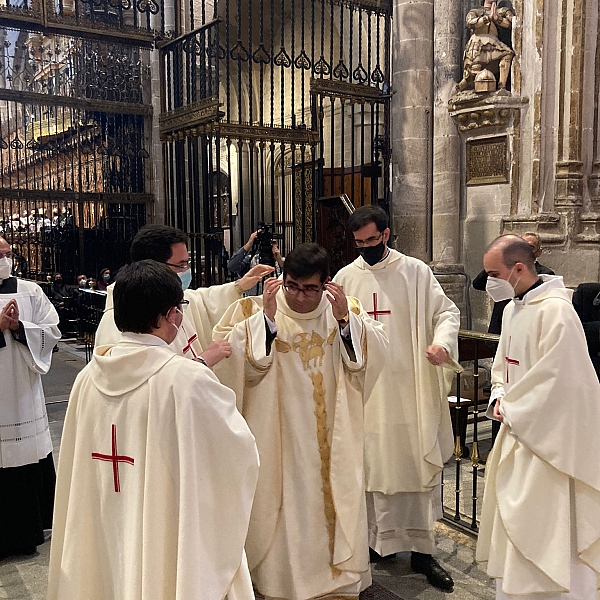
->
[0,299,19,332]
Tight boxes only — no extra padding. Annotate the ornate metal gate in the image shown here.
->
[0,0,161,283]
[159,0,391,285]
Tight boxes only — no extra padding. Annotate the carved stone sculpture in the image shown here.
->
[457,0,515,93]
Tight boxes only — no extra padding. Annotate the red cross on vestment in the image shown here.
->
[91,424,134,493]
[182,331,198,359]
[505,337,520,384]
[367,292,391,321]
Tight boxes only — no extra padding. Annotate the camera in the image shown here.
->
[254,221,283,267]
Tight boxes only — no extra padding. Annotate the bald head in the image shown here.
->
[486,235,536,273]
[483,235,540,296]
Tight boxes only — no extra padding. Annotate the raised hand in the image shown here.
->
[199,339,232,367]
[238,264,275,292]
[324,282,349,322]
[263,276,282,321]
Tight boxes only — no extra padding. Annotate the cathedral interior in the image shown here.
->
[2,0,600,596]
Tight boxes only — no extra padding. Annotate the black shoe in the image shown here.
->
[369,547,396,562]
[410,552,454,592]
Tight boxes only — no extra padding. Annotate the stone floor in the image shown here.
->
[0,342,495,600]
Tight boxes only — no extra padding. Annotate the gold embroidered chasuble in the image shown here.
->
[214,289,388,600]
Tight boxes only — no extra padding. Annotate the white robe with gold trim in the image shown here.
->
[213,290,388,600]
[334,250,460,555]
[476,276,600,598]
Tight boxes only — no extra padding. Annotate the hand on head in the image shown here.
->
[324,282,349,321]
[263,276,283,321]
[239,264,275,292]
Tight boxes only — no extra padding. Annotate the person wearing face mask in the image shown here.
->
[95,224,272,369]
[96,268,112,292]
[333,205,460,593]
[213,243,388,600]
[47,260,259,600]
[0,235,61,560]
[476,235,600,600]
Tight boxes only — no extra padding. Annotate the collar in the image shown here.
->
[515,277,543,300]
[119,332,170,347]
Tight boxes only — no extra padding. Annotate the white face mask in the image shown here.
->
[485,266,520,303]
[0,257,13,280]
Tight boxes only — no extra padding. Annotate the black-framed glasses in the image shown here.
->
[354,232,383,248]
[283,283,324,299]
[165,259,192,271]
[178,300,190,312]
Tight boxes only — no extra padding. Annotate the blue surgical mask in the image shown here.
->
[178,268,192,291]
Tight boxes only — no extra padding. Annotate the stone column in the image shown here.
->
[554,0,587,207]
[432,0,462,264]
[391,0,434,261]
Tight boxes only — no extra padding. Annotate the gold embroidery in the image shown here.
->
[309,370,342,579]
[348,296,361,315]
[244,321,270,373]
[240,297,254,319]
[274,338,292,353]
[326,326,337,346]
[292,329,337,371]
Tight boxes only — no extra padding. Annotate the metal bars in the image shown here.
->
[160,0,391,285]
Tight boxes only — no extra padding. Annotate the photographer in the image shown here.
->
[228,224,284,295]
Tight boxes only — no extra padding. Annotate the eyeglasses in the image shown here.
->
[354,232,383,248]
[0,251,13,259]
[165,258,192,272]
[178,299,190,312]
[283,283,324,299]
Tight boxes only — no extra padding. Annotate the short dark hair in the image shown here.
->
[347,205,389,233]
[283,243,330,283]
[113,260,183,334]
[130,225,189,263]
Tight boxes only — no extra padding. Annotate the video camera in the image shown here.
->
[255,221,283,267]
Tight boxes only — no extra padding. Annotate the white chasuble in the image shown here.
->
[213,290,388,600]
[47,334,259,600]
[476,276,600,597]
[334,251,459,554]
[95,281,242,359]
[0,278,60,467]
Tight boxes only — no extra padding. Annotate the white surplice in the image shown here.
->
[0,278,60,468]
[47,333,259,600]
[334,250,460,555]
[213,290,388,600]
[95,281,242,358]
[476,276,600,598]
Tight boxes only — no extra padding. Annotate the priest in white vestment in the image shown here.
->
[95,224,272,366]
[334,206,460,592]
[476,235,600,600]
[0,236,61,559]
[213,243,388,600]
[47,260,259,600]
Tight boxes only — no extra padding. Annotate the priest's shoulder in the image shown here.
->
[224,295,263,321]
[16,278,47,297]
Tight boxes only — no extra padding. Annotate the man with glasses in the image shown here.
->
[0,235,61,560]
[213,243,388,600]
[47,260,259,600]
[95,224,272,368]
[334,205,460,592]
